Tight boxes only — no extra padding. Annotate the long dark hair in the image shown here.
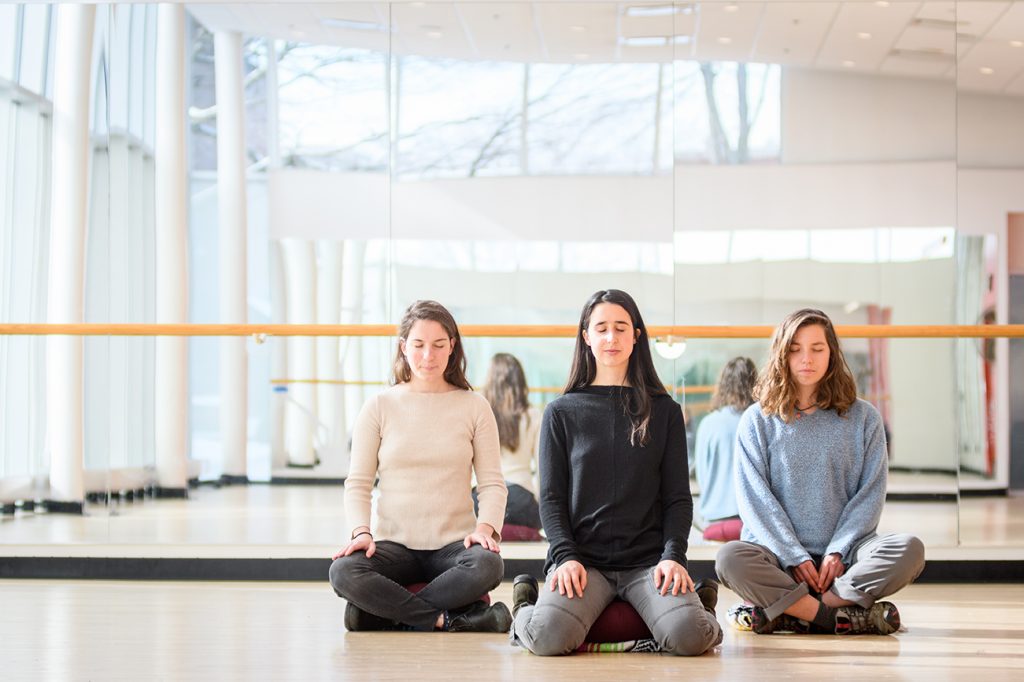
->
[755,308,857,422]
[391,300,471,390]
[710,357,758,412]
[564,289,667,446]
[482,353,530,451]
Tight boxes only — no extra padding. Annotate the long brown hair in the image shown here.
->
[482,353,530,451]
[755,308,857,422]
[710,356,758,412]
[391,300,471,390]
[564,289,667,446]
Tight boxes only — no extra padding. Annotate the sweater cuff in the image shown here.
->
[780,551,813,570]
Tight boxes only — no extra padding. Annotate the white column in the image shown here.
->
[316,241,345,470]
[154,4,189,492]
[214,31,249,480]
[281,239,316,467]
[46,4,95,505]
[269,240,288,469]
[342,240,367,435]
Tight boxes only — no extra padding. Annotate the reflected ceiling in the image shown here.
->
[188,1,1024,93]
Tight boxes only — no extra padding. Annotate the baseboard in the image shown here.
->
[1,556,1020,583]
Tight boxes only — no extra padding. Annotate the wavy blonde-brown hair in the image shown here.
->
[710,356,758,412]
[482,353,530,451]
[754,308,857,422]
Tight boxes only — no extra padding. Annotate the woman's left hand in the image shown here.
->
[464,523,501,553]
[653,560,694,596]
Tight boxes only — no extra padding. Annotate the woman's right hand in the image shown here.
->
[549,560,587,599]
[332,532,376,560]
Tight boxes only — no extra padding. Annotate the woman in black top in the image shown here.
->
[509,289,723,656]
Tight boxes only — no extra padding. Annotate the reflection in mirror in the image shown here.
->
[2,1,1021,554]
[955,0,1024,546]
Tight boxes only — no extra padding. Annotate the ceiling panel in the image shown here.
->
[753,2,840,67]
[181,0,1024,87]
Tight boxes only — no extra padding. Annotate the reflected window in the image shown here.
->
[17,4,50,95]
[675,61,780,164]
[0,5,17,82]
[278,43,388,172]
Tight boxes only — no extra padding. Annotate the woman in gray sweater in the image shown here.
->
[716,308,925,635]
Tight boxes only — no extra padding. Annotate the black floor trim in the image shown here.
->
[1,557,1021,583]
[153,487,189,499]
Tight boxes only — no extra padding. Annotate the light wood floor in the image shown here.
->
[1,581,1022,681]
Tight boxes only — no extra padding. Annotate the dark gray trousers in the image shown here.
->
[329,540,504,629]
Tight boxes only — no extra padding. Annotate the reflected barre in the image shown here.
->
[2,323,1024,338]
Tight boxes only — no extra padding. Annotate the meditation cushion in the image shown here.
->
[501,524,544,542]
[703,518,743,542]
[585,599,652,642]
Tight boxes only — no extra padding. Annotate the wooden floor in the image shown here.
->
[2,580,1022,680]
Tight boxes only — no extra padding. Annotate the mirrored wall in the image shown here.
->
[2,1,1023,551]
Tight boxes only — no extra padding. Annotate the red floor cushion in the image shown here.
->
[502,524,544,542]
[584,599,651,643]
[703,518,743,542]
[405,582,490,605]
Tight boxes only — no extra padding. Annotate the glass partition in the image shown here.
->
[1,1,1022,552]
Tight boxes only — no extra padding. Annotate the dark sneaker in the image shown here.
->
[344,602,398,632]
[835,601,901,635]
[750,606,812,635]
[447,600,513,633]
[693,578,719,615]
[512,574,539,616]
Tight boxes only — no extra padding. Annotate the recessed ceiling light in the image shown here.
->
[717,37,733,45]
[857,32,872,40]
[875,1,890,7]
[1011,40,1024,48]
[574,53,590,60]
[724,3,740,12]
[842,60,856,68]
[410,1,426,7]
[321,18,386,32]
[426,30,442,39]
[672,35,692,46]
[620,36,668,47]
[569,25,586,33]
[625,5,679,17]
[979,66,994,75]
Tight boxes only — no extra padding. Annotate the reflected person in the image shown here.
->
[694,356,757,542]
[478,353,543,536]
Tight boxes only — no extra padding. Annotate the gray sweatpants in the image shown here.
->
[715,533,926,620]
[511,565,723,656]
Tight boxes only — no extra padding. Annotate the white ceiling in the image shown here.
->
[187,1,1024,94]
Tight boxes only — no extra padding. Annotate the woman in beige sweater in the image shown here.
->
[329,300,511,632]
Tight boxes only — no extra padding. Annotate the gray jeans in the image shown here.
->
[715,533,926,620]
[329,540,504,629]
[512,565,723,656]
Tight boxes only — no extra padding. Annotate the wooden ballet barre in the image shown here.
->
[2,323,1024,338]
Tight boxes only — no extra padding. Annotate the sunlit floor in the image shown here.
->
[1,479,1023,554]
[2,580,1021,680]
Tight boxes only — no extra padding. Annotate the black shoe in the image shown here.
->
[835,602,901,635]
[693,578,719,615]
[512,574,539,617]
[446,600,513,633]
[344,602,398,632]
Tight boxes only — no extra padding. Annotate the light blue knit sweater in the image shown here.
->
[735,398,887,568]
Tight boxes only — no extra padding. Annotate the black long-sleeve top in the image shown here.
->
[539,385,693,574]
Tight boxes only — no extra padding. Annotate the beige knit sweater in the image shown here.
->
[344,385,507,549]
